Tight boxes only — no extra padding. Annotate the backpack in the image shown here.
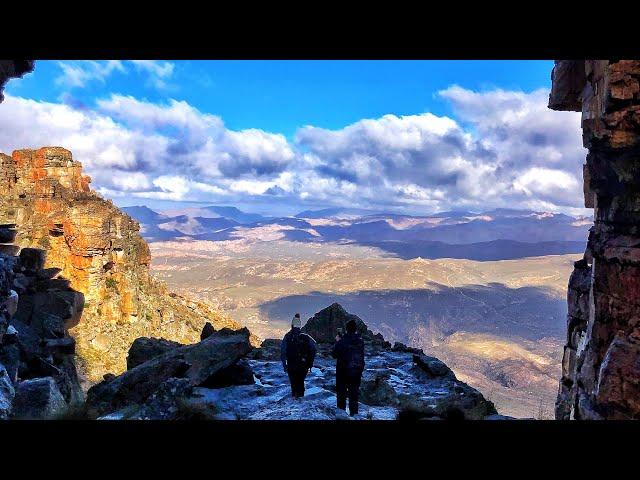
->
[345,336,365,373]
[287,332,310,368]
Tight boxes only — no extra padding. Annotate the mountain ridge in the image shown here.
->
[126,204,591,261]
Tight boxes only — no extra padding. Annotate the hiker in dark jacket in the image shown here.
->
[331,319,365,416]
[281,313,317,398]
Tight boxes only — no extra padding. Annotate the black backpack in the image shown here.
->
[345,336,365,373]
[287,332,310,368]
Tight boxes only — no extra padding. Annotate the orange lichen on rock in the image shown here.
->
[0,146,244,383]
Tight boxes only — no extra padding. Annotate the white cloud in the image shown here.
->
[97,94,295,178]
[0,84,588,214]
[55,60,176,91]
[130,60,174,78]
[55,61,126,88]
[130,60,176,90]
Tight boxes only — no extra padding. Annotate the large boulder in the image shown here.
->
[133,378,195,420]
[86,328,252,416]
[397,384,497,421]
[301,303,386,345]
[13,290,84,334]
[11,377,66,419]
[248,338,282,360]
[413,354,456,380]
[199,359,254,388]
[127,337,183,370]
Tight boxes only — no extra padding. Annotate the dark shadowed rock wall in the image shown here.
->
[550,60,640,419]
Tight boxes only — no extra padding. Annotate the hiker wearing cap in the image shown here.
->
[331,319,365,416]
[280,313,317,398]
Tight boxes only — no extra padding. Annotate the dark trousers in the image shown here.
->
[287,369,307,398]
[336,369,362,415]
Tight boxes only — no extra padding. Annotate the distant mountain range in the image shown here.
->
[123,205,590,261]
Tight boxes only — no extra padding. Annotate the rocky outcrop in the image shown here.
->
[88,303,498,420]
[0,60,34,104]
[229,304,498,420]
[0,147,243,382]
[86,327,252,417]
[550,60,640,419]
[11,377,66,419]
[126,337,183,370]
[302,302,389,347]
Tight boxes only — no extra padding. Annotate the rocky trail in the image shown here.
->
[91,304,504,421]
[190,349,482,420]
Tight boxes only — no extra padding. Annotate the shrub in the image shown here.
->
[37,236,51,249]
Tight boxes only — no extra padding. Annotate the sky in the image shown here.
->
[0,60,589,217]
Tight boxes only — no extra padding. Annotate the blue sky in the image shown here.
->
[8,60,554,136]
[0,60,587,216]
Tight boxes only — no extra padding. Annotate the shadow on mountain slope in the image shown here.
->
[258,283,566,418]
[358,239,586,261]
[258,282,566,343]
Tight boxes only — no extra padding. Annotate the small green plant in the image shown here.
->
[105,277,118,290]
[37,236,51,249]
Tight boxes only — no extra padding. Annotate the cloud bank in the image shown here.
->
[0,84,586,214]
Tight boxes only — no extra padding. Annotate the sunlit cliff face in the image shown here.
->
[0,146,242,382]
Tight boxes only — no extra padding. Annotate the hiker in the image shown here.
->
[331,319,365,416]
[281,313,317,398]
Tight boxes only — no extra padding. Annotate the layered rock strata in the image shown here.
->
[0,147,243,382]
[550,60,640,419]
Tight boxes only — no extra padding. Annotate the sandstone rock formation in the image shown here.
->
[549,60,640,419]
[0,147,243,383]
[0,60,34,104]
